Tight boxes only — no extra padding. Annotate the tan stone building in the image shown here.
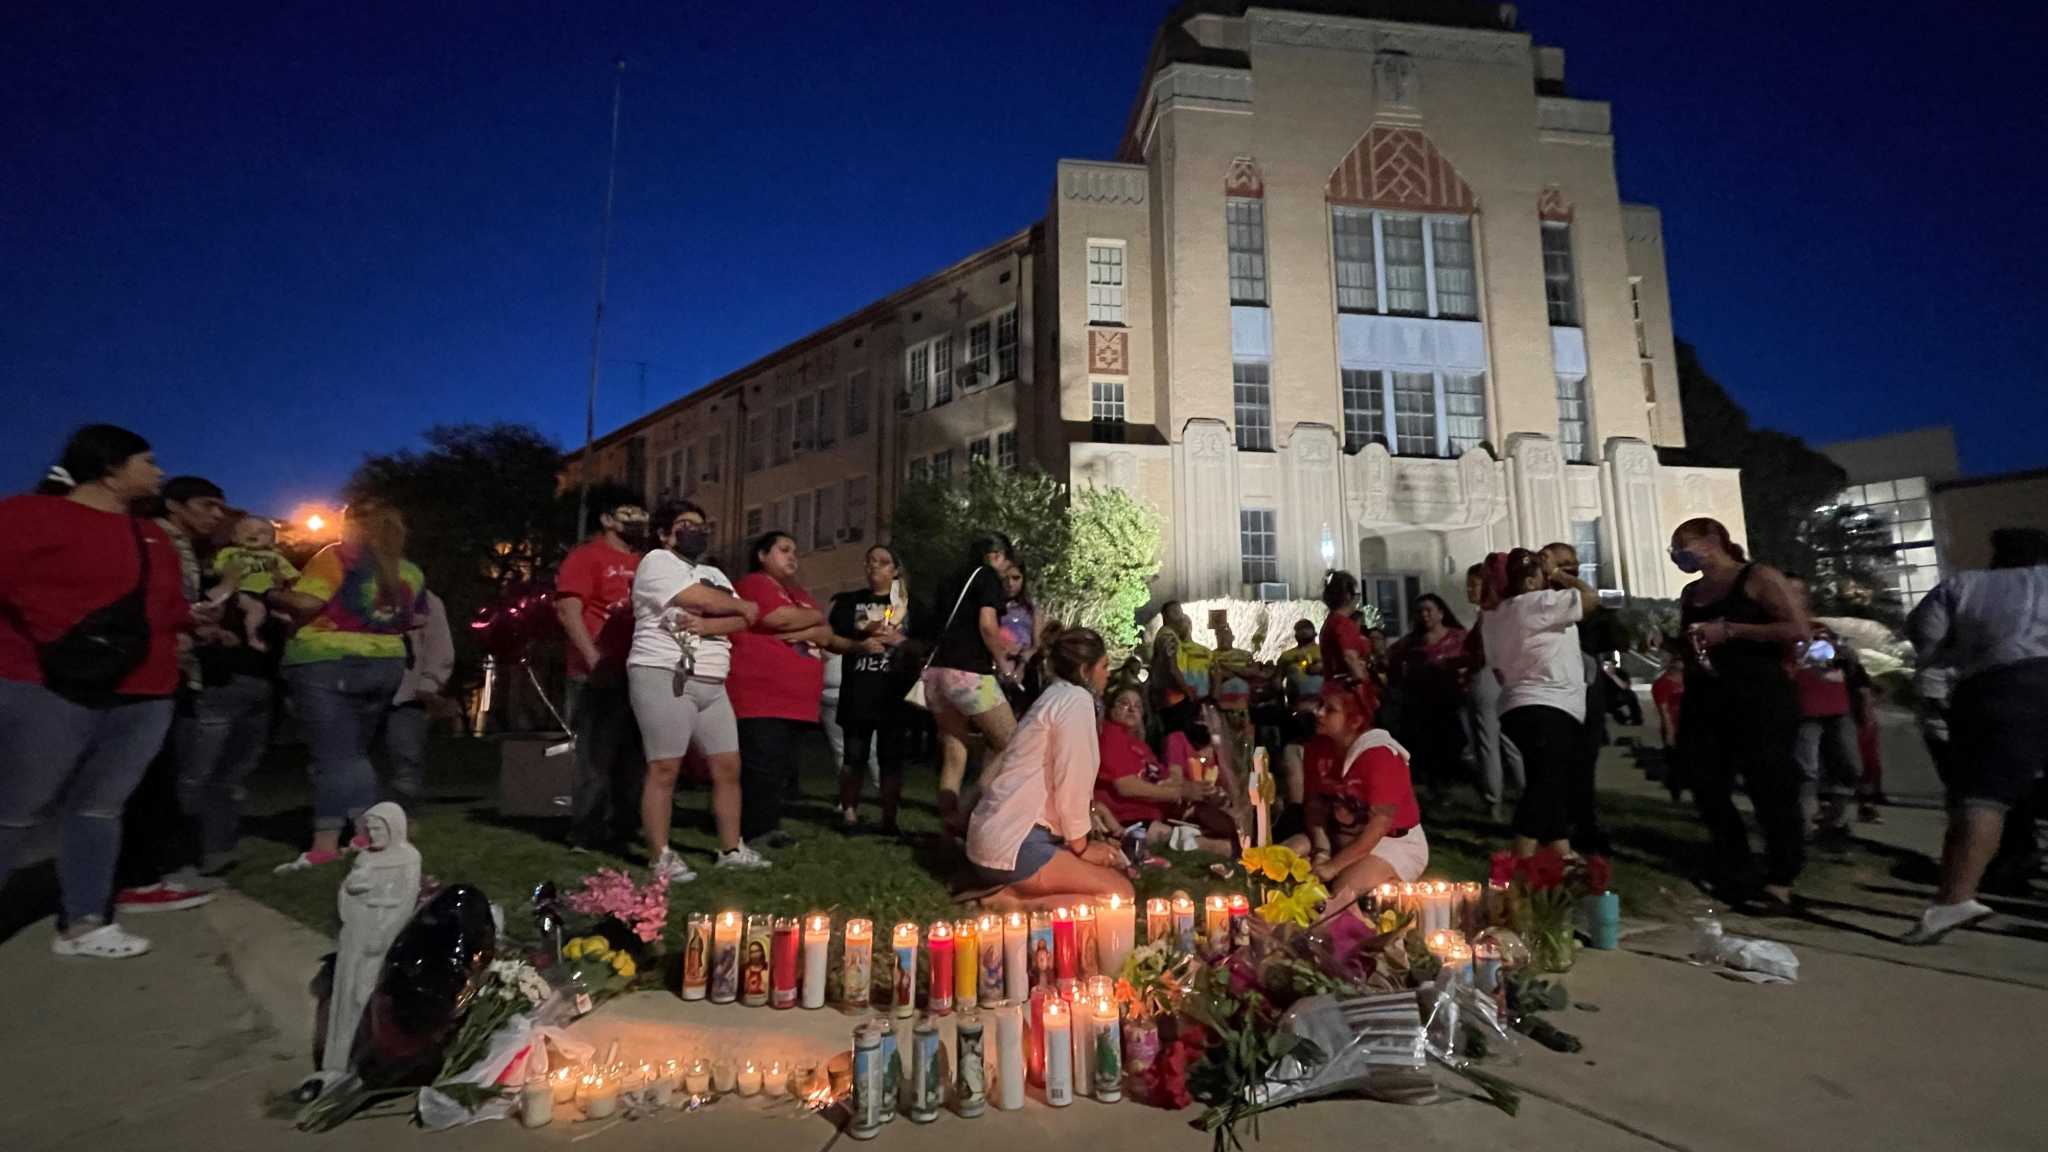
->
[567,1,1744,620]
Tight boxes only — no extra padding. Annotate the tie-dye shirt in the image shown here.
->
[282,542,429,667]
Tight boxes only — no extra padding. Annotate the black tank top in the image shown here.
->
[1680,564,1787,684]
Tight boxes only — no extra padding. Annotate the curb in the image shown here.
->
[205,889,331,1057]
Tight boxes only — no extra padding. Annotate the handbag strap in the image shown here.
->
[916,567,981,677]
[129,517,150,598]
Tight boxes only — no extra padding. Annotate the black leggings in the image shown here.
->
[840,698,909,821]
[737,717,805,842]
[1500,704,1582,844]
[1680,678,1804,893]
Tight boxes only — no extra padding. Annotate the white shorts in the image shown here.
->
[1367,824,1429,882]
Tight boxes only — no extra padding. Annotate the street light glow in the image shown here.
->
[305,514,326,532]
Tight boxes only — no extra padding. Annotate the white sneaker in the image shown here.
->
[653,848,697,886]
[51,922,152,959]
[715,844,771,871]
[1900,899,1993,945]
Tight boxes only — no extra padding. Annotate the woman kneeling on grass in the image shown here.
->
[1284,684,1427,920]
[965,628,1135,910]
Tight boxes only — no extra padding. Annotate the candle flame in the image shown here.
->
[1007,911,1026,927]
[1227,893,1249,911]
[977,912,1001,933]
[846,918,871,938]
[1205,894,1228,910]
[1074,902,1094,919]
[929,920,952,939]
[1051,906,1072,922]
[718,910,739,926]
[1106,894,1124,910]
[807,914,830,932]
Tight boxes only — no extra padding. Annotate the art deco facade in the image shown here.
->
[569,2,1745,623]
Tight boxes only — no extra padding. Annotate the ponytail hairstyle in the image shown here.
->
[56,423,151,489]
[1322,569,1359,611]
[1672,517,1746,564]
[1502,548,1545,599]
[1044,626,1107,686]
[345,499,411,615]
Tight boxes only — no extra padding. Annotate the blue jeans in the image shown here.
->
[285,657,405,833]
[0,679,174,926]
[382,702,429,804]
[173,674,275,865]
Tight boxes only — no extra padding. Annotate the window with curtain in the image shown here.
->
[847,371,870,437]
[1233,361,1273,451]
[1443,372,1487,455]
[1380,214,1427,315]
[1556,375,1589,463]
[1226,198,1268,305]
[1430,218,1477,319]
[1087,243,1125,324]
[1341,368,1384,451]
[1240,509,1279,584]
[1091,379,1125,423]
[1542,222,1578,326]
[1391,370,1437,456]
[996,308,1018,381]
[1332,207,1377,312]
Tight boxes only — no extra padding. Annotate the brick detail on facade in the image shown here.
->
[1538,185,1573,223]
[1089,328,1130,375]
[1325,125,1476,213]
[1224,155,1265,198]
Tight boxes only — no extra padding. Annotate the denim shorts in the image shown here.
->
[974,824,1061,886]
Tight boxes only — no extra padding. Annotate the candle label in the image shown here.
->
[1146,907,1169,945]
[742,919,773,1006]
[851,1024,886,1138]
[909,1020,942,1123]
[878,1026,899,1122]
[955,1013,987,1117]
[771,920,800,1009]
[979,933,1004,997]
[1175,913,1196,956]
[844,938,872,1008]
[682,914,711,1000]
[954,924,978,1009]
[711,934,739,1004]
[893,946,916,1016]
[1028,921,1054,993]
[1076,917,1099,979]
[1123,1018,1159,1075]
[1093,1016,1123,1101]
[1044,1019,1073,1107]
[1231,911,1251,951]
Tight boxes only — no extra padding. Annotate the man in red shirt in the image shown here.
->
[1285,685,1428,921]
[553,487,648,852]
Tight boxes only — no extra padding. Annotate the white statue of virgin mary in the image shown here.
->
[322,802,422,1076]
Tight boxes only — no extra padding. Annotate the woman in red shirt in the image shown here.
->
[1319,570,1379,722]
[725,531,877,850]
[1387,594,1469,795]
[1284,685,1428,921]
[0,425,194,959]
[1093,686,1234,854]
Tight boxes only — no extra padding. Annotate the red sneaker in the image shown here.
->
[114,882,218,914]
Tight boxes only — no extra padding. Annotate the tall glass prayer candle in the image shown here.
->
[1371,882,1400,918]
[954,1009,987,1118]
[891,922,920,1017]
[908,1016,942,1122]
[992,1000,1025,1111]
[1069,991,1093,1099]
[802,914,831,1009]
[1051,906,1078,986]
[850,1021,886,1140]
[771,916,801,1009]
[953,918,979,1009]
[1473,938,1503,1003]
[1003,912,1029,1002]
[1042,999,1074,1106]
[1145,898,1171,945]
[520,1073,553,1127]
[1458,881,1485,935]
[1398,882,1419,924]
[711,910,743,1004]
[1203,895,1230,958]
[1486,879,1510,928]
[876,1025,899,1123]
[1027,987,1050,1086]
[1227,893,1251,950]
[977,913,1005,1004]
[1085,974,1115,1004]
[1429,880,1454,934]
[1171,892,1197,955]
[1091,995,1123,1102]
[743,914,775,1006]
[1074,902,1100,979]
[1098,894,1136,977]
[926,921,955,1015]
[1027,912,1054,994]
[682,912,711,1001]
[843,919,874,1010]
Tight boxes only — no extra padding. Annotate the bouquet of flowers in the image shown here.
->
[563,867,668,945]
[1238,844,1329,928]
[562,933,639,993]
[1490,850,1610,973]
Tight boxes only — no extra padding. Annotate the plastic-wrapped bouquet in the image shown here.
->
[563,867,668,944]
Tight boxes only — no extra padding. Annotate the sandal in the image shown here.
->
[51,922,152,959]
[273,849,345,874]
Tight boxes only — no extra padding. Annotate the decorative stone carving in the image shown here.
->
[1088,328,1129,376]
[1538,185,1572,223]
[1327,126,1476,213]
[1355,442,1394,524]
[1152,65,1254,107]
[1682,473,1712,514]
[1061,163,1147,205]
[1373,50,1417,108]
[1535,97,1612,136]
[1286,424,1344,585]
[1607,438,1664,596]
[1509,434,1567,548]
[1176,419,1239,599]
[323,803,421,1080]
[1457,447,1501,527]
[1224,156,1264,198]
[1249,13,1526,63]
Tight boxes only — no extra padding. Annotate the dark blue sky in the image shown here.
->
[7,1,2045,513]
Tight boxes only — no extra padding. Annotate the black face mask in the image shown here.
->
[616,522,650,550]
[673,527,709,561]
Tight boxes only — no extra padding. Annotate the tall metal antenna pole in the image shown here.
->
[576,57,627,541]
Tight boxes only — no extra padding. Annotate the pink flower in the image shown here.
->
[564,869,669,943]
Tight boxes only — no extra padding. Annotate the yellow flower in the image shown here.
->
[1259,846,1296,883]
[1257,891,1293,926]
[1288,857,1312,883]
[1378,908,1400,935]
[1240,847,1268,876]
[563,937,586,961]
[610,952,637,980]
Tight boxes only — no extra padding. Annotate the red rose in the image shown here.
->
[1488,850,1516,886]
[1516,849,1566,891]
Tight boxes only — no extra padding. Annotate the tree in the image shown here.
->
[887,462,1162,654]
[1802,503,1907,628]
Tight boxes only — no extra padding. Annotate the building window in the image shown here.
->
[744,506,763,538]
[1340,368,1384,450]
[1341,369,1487,457]
[1572,519,1612,591]
[768,497,787,532]
[772,402,794,465]
[1091,379,1126,424]
[1330,208,1476,320]
[1557,375,1589,463]
[844,475,870,542]
[655,454,671,498]
[1542,221,1578,327]
[791,490,813,553]
[908,457,929,485]
[905,343,929,411]
[704,432,722,481]
[967,320,992,386]
[746,413,768,473]
[932,335,953,406]
[1837,479,1941,604]
[682,444,698,495]
[931,449,954,482]
[1628,276,1649,358]
[969,436,991,466]
[1087,243,1125,324]
[1226,198,1267,305]
[1240,508,1279,585]
[794,394,815,454]
[1233,362,1273,451]
[1640,361,1657,405]
[814,482,840,550]
[816,385,838,449]
[997,429,1017,470]
[996,307,1018,381]
[847,370,871,437]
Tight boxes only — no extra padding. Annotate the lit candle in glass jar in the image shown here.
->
[1203,894,1230,958]
[802,914,831,1009]
[1042,999,1073,1107]
[737,1059,763,1096]
[742,914,775,1007]
[927,920,955,1014]
[843,918,873,1010]
[711,910,743,1004]
[1227,892,1251,949]
[1003,912,1029,1002]
[977,913,1004,1004]
[1170,892,1197,955]
[764,1059,788,1097]
[891,922,920,1018]
[1073,902,1099,979]
[1091,995,1123,1103]
[684,1058,711,1097]
[1098,894,1137,977]
[580,1071,618,1118]
[1145,898,1171,945]
[520,1072,554,1127]
[550,1065,580,1104]
[1051,906,1078,988]
[771,916,801,1009]
[953,917,978,1009]
[682,912,711,1001]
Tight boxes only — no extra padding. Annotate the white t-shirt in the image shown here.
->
[1479,588,1587,720]
[627,550,735,678]
[966,680,1100,871]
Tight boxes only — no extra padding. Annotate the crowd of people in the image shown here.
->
[5,424,2039,959]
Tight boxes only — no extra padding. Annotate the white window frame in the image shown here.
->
[995,306,1018,382]
[905,343,930,412]
[1091,378,1126,424]
[996,428,1017,470]
[1542,221,1579,327]
[1226,198,1267,306]
[1557,374,1589,464]
[930,448,954,482]
[931,334,953,406]
[1233,361,1273,451]
[1571,519,1614,592]
[1329,207,1478,320]
[1087,241,1126,324]
[1339,368,1488,457]
[966,318,993,388]
[1239,508,1279,585]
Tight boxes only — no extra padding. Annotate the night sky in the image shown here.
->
[6,1,2045,514]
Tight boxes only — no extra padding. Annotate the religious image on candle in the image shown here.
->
[977,913,1004,1003]
[1003,912,1029,1002]
[843,918,874,1010]
[682,912,711,1001]
[711,911,742,1003]
[1074,903,1099,979]
[892,922,918,1017]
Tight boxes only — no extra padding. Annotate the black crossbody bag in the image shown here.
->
[39,519,153,702]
